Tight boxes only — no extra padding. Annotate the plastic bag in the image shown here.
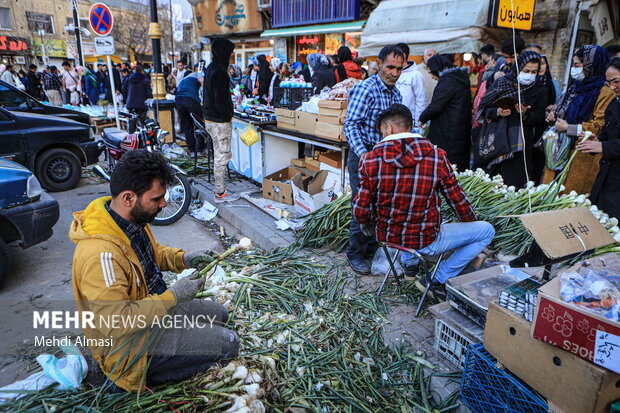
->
[371,247,404,277]
[0,344,88,404]
[560,268,620,321]
[542,127,572,171]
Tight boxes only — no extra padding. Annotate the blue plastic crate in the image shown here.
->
[460,343,548,413]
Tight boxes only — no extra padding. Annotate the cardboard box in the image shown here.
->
[485,302,620,413]
[318,99,347,109]
[291,170,341,214]
[318,151,343,169]
[295,111,318,135]
[275,107,296,119]
[532,275,620,364]
[318,114,345,125]
[315,122,345,141]
[318,107,347,118]
[262,166,310,205]
[290,158,306,168]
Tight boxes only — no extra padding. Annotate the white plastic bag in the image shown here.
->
[371,247,404,277]
[0,344,88,404]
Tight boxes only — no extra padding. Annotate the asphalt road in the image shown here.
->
[0,177,222,387]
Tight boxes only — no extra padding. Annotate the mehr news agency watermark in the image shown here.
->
[31,311,218,347]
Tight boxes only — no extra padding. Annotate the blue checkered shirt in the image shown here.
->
[344,75,402,157]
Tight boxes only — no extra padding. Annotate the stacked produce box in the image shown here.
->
[315,100,347,142]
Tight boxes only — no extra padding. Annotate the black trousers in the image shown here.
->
[346,150,377,260]
[176,97,204,153]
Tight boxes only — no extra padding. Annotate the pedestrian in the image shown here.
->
[240,67,253,96]
[26,64,40,99]
[175,60,190,86]
[525,43,543,55]
[500,36,525,74]
[576,57,620,220]
[333,46,362,83]
[70,149,239,392]
[202,37,239,203]
[44,65,63,106]
[476,51,547,187]
[418,48,438,107]
[327,54,338,67]
[478,44,495,86]
[82,66,100,106]
[120,68,130,101]
[111,62,122,102]
[418,55,472,171]
[352,104,494,297]
[253,55,272,103]
[267,58,282,101]
[62,61,81,105]
[395,43,426,126]
[343,44,405,274]
[248,62,258,91]
[606,45,620,58]
[122,64,152,121]
[543,45,614,194]
[175,72,205,157]
[18,70,28,90]
[308,53,336,95]
[167,68,178,93]
[1,64,22,90]
[300,62,312,83]
[229,64,242,89]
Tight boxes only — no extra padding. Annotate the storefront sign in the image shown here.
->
[488,0,536,31]
[272,0,360,28]
[0,36,29,55]
[34,39,68,58]
[589,0,614,46]
[193,0,263,36]
[296,35,322,57]
[325,33,343,55]
[275,38,287,60]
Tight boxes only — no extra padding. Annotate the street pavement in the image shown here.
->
[0,177,222,387]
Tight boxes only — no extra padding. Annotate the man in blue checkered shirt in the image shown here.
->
[344,45,405,274]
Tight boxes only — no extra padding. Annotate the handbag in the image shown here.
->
[475,116,511,162]
[541,126,572,171]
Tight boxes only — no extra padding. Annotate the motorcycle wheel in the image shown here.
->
[152,173,192,226]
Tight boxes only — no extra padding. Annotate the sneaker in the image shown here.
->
[214,190,240,203]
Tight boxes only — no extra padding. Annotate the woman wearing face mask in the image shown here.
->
[543,45,613,194]
[477,51,547,187]
[576,58,620,220]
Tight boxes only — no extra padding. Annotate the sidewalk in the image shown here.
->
[190,174,471,412]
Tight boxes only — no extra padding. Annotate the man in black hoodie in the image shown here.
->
[122,64,152,123]
[203,37,239,203]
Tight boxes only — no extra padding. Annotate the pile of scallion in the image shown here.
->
[4,248,459,412]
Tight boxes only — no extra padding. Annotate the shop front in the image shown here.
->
[0,36,31,68]
[33,39,69,68]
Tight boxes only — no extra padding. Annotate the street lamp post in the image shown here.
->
[148,0,166,99]
[37,29,47,65]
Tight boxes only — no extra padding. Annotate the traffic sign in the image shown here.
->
[89,3,114,36]
[94,36,115,55]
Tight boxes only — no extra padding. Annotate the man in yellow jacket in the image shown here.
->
[70,150,238,392]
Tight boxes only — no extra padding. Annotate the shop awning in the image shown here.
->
[358,0,489,57]
[261,21,366,38]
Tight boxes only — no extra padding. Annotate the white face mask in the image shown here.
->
[517,72,536,85]
[571,67,585,81]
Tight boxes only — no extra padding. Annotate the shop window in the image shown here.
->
[26,12,55,34]
[0,8,12,30]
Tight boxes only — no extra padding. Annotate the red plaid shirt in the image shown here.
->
[352,133,477,250]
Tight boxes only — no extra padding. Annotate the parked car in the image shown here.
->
[0,158,59,286]
[0,107,100,191]
[0,80,91,125]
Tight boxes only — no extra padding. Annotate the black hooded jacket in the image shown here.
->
[256,55,273,102]
[419,55,472,171]
[122,71,152,110]
[203,37,234,123]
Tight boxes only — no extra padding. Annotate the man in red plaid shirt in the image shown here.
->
[352,104,495,294]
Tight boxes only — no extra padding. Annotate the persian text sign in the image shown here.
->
[488,0,536,31]
[0,36,29,55]
[193,0,262,36]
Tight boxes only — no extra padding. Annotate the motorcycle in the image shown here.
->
[93,111,192,226]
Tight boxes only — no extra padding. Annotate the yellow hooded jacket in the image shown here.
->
[69,197,187,391]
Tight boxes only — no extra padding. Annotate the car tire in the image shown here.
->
[36,148,82,192]
[0,238,9,287]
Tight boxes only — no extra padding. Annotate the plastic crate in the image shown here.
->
[434,318,478,369]
[461,343,548,413]
[272,86,313,110]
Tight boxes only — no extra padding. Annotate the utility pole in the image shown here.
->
[71,0,85,67]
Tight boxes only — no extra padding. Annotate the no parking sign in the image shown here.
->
[89,3,114,36]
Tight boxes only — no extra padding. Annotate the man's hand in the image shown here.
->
[183,250,218,270]
[360,223,375,238]
[555,118,568,132]
[170,271,204,302]
[515,103,530,114]
[497,108,511,117]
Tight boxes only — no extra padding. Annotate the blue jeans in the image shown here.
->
[401,221,495,284]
